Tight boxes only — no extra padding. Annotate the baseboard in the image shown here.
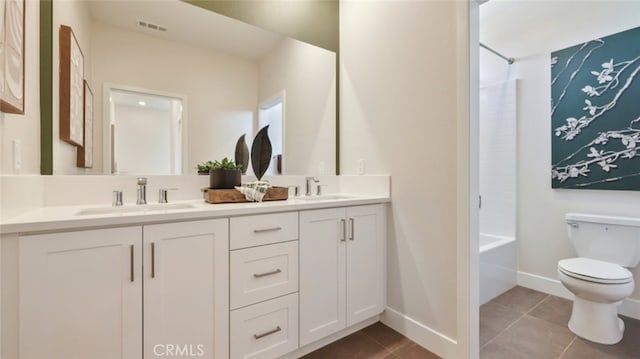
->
[517,270,640,320]
[381,306,458,358]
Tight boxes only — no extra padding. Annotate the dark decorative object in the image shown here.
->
[209,158,241,189]
[210,169,241,189]
[251,125,272,181]
[276,154,282,174]
[235,134,250,175]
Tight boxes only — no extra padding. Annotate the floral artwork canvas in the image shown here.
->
[551,26,640,190]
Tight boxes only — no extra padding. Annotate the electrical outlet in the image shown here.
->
[13,139,22,170]
[319,161,326,175]
[357,159,365,175]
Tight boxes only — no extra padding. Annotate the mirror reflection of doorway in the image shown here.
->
[258,91,285,175]
[105,86,186,174]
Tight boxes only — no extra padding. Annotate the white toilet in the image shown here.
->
[558,213,640,345]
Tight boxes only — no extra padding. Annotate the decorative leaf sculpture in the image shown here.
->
[251,125,272,181]
[234,134,250,174]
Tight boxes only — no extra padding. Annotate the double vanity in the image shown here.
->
[0,177,389,359]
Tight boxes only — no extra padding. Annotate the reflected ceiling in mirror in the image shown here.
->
[52,0,336,176]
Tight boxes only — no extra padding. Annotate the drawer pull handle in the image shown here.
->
[349,218,355,240]
[253,226,282,233]
[151,242,156,278]
[130,245,135,282]
[254,326,281,340]
[340,219,346,242]
[253,269,282,278]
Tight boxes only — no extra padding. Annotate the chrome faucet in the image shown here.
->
[136,177,147,205]
[112,191,123,207]
[305,177,319,196]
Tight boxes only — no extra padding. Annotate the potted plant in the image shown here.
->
[196,161,214,175]
[209,157,242,189]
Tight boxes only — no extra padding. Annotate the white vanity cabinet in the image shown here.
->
[19,227,143,359]
[9,198,388,359]
[18,219,229,359]
[143,219,229,359]
[229,212,300,359]
[299,204,386,347]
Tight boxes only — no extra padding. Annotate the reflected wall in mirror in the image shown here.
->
[50,0,336,175]
[107,87,185,175]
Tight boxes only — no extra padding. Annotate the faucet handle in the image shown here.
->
[287,185,300,197]
[112,191,123,207]
[137,177,147,185]
[158,188,178,203]
[316,184,328,196]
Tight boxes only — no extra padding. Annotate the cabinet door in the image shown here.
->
[143,219,229,359]
[19,227,142,359]
[299,208,347,347]
[346,205,386,326]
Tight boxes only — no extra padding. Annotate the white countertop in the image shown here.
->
[0,195,390,234]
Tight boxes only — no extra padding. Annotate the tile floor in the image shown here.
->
[481,286,640,359]
[302,322,441,359]
[304,285,640,359]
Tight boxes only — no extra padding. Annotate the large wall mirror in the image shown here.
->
[40,0,338,176]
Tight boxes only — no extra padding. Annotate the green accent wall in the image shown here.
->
[40,0,53,175]
[183,0,338,53]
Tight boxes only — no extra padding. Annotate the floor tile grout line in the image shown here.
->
[357,329,401,356]
[480,310,528,350]
[524,294,551,316]
[481,293,550,351]
[557,336,577,359]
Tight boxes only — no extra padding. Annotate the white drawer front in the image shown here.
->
[230,212,298,250]
[230,241,299,309]
[230,293,298,359]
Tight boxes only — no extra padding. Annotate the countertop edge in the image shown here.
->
[1,196,390,235]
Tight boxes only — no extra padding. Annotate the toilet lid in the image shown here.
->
[558,257,633,284]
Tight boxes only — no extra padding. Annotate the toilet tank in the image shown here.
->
[566,213,640,267]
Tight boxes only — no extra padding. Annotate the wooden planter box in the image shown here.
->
[203,187,288,204]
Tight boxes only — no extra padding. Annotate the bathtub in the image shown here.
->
[479,233,517,305]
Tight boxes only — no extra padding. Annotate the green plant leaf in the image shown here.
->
[251,125,272,181]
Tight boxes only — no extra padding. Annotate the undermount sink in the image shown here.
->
[296,195,353,201]
[76,203,197,216]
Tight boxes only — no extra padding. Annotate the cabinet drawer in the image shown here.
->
[230,293,298,359]
[230,241,298,309]
[230,212,298,250]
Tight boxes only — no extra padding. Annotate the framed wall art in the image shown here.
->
[77,80,93,168]
[0,0,25,114]
[551,26,640,190]
[59,24,84,146]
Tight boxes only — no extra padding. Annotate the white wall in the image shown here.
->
[113,104,171,175]
[479,80,516,238]
[0,0,40,175]
[258,38,336,175]
[341,1,468,356]
[53,0,93,174]
[480,1,640,299]
[89,21,257,175]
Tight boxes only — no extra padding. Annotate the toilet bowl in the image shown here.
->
[558,257,633,344]
[558,213,640,344]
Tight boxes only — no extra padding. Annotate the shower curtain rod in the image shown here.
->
[480,43,515,64]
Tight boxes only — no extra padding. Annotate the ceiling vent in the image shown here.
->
[137,19,167,32]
